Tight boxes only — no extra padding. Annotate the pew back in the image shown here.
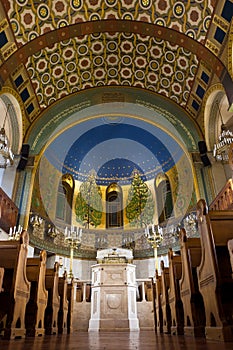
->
[45,262,60,335]
[228,239,233,277]
[168,249,184,335]
[0,231,31,339]
[179,229,205,338]
[25,250,48,337]
[160,261,171,334]
[0,267,4,292]
[58,272,69,334]
[196,199,233,342]
[154,271,163,333]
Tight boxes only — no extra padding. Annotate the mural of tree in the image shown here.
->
[75,171,102,228]
[126,171,154,228]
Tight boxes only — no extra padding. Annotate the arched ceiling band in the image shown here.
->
[0,19,232,104]
[26,86,202,155]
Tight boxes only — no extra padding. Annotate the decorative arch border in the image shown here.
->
[228,19,233,79]
[25,86,203,158]
[202,83,225,150]
[0,87,24,154]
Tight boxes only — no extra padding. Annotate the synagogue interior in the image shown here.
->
[0,1,233,349]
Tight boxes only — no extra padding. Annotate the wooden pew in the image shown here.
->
[179,228,205,338]
[86,283,91,302]
[196,199,233,342]
[145,281,153,301]
[44,262,60,335]
[154,270,163,333]
[0,231,31,339]
[168,249,184,335]
[138,281,153,302]
[25,250,48,337]
[58,271,69,334]
[0,267,4,292]
[76,281,83,302]
[228,239,233,277]
[160,261,171,334]
[150,277,157,332]
[67,279,74,334]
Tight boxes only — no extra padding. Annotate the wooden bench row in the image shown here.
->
[152,199,233,342]
[0,231,74,340]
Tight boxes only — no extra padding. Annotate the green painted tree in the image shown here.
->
[126,171,154,228]
[75,172,102,228]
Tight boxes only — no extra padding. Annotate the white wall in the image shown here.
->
[45,254,169,280]
[0,229,9,240]
[133,254,169,278]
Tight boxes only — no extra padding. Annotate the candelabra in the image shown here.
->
[30,214,43,227]
[182,212,198,237]
[9,225,23,240]
[47,223,58,238]
[122,233,135,250]
[159,224,180,248]
[64,226,82,279]
[145,224,163,271]
[96,234,108,249]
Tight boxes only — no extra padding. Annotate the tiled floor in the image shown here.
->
[1,331,233,350]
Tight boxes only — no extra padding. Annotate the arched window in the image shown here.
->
[0,94,23,197]
[56,174,74,225]
[156,174,173,224]
[106,183,123,229]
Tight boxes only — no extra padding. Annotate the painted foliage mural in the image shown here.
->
[75,172,103,228]
[126,171,154,228]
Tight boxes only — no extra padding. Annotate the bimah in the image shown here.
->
[88,248,139,331]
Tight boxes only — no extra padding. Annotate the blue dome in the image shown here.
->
[97,158,145,185]
[45,116,184,185]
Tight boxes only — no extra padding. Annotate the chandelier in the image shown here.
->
[213,101,233,162]
[0,104,14,168]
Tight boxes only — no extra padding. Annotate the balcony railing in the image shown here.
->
[0,187,18,233]
[209,179,233,211]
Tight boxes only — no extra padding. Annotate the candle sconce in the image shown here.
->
[122,233,135,250]
[30,214,43,228]
[47,223,58,238]
[9,225,23,240]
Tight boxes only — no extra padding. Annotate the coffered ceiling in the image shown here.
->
[0,0,232,137]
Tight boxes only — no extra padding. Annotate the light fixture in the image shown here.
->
[122,232,135,250]
[0,104,14,168]
[47,223,58,238]
[182,212,198,237]
[145,224,163,271]
[30,214,43,227]
[9,225,23,240]
[213,101,233,162]
[64,226,82,279]
[96,234,108,249]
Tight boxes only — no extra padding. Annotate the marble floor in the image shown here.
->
[1,332,233,350]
